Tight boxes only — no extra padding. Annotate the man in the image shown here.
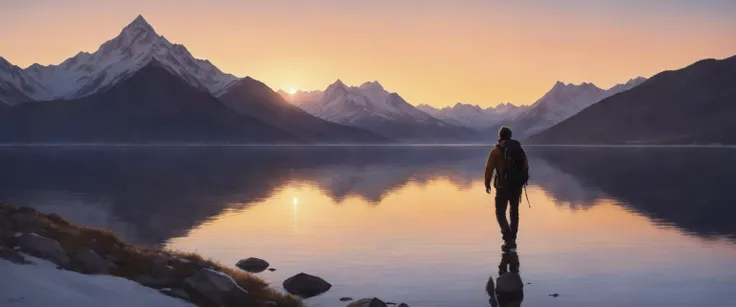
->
[485,126,529,252]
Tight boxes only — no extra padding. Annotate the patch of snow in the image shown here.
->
[0,256,195,307]
[417,102,529,130]
[512,77,647,136]
[289,79,442,125]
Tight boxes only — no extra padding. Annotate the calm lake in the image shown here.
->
[0,146,734,307]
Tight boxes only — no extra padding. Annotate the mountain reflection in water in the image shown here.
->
[0,146,733,246]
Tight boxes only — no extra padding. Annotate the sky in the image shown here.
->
[0,0,734,108]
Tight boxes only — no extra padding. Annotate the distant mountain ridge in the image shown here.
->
[528,56,736,144]
[507,77,647,138]
[0,60,299,143]
[282,80,479,142]
[219,78,387,143]
[417,102,529,131]
[0,15,389,144]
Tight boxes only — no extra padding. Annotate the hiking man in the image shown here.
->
[485,126,529,252]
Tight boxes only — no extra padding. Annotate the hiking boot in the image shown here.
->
[502,241,517,252]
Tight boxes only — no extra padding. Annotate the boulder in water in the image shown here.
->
[347,297,388,307]
[235,257,270,273]
[282,272,332,298]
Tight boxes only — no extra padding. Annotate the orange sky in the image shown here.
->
[1,1,734,107]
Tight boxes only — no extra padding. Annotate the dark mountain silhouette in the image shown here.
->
[528,56,736,144]
[0,60,299,143]
[218,77,388,143]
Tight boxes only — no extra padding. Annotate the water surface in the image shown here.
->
[0,146,734,307]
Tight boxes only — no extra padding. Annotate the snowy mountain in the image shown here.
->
[528,56,736,144]
[13,15,237,101]
[417,102,528,131]
[0,57,49,105]
[283,80,478,142]
[219,78,387,143]
[0,60,299,143]
[507,77,647,138]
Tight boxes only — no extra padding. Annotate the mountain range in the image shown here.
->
[1,15,734,145]
[505,77,648,139]
[416,102,529,131]
[528,55,736,144]
[0,15,385,143]
[283,80,478,142]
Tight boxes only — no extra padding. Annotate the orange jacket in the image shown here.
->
[485,139,529,189]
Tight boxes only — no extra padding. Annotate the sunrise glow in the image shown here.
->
[1,1,734,107]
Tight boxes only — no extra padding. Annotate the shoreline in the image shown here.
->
[0,204,302,307]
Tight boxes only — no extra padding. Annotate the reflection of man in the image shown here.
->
[485,127,529,252]
[486,252,524,307]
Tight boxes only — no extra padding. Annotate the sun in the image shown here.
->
[287,88,297,95]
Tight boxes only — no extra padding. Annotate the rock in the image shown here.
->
[151,262,175,279]
[72,250,111,274]
[223,286,250,307]
[15,233,70,266]
[0,246,28,264]
[152,253,170,266]
[347,297,388,307]
[104,253,120,264]
[282,273,332,298]
[268,268,277,272]
[398,304,410,307]
[135,275,174,289]
[340,297,354,301]
[236,257,270,273]
[184,268,249,306]
[9,211,46,230]
[160,288,191,301]
[0,228,13,248]
[14,207,37,215]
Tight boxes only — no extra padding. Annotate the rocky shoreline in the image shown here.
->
[0,204,300,307]
[0,204,414,307]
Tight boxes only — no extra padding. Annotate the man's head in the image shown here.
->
[498,127,512,140]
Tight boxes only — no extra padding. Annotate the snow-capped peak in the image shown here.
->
[0,56,49,104]
[129,15,154,31]
[13,15,238,101]
[359,81,384,91]
[607,76,647,93]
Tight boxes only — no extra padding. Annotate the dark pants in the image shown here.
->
[495,187,521,243]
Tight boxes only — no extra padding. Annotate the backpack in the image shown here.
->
[497,139,529,189]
